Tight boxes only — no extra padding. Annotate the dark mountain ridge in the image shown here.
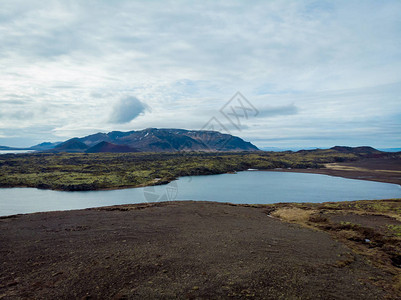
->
[50,128,259,153]
[330,146,381,154]
[52,138,89,153]
[85,141,138,153]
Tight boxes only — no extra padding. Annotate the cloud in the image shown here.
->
[258,104,299,118]
[0,99,29,105]
[109,96,148,124]
[0,110,34,120]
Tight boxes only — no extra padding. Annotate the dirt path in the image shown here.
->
[0,201,392,299]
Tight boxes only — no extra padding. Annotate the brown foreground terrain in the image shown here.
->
[1,200,400,299]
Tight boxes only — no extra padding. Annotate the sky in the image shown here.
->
[0,0,400,149]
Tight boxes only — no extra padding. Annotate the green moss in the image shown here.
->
[387,225,401,237]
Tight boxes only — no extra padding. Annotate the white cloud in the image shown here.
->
[109,96,149,124]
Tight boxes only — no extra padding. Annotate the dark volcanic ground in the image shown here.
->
[0,201,392,299]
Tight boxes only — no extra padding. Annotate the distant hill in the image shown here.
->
[52,138,89,153]
[1,142,61,151]
[0,146,27,150]
[86,141,138,153]
[29,142,62,151]
[260,147,321,152]
[330,146,381,154]
[48,128,259,153]
[0,146,15,150]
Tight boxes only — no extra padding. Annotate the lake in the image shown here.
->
[0,150,36,154]
[0,171,400,216]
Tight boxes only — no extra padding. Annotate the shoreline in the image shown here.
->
[265,167,401,186]
[1,168,400,218]
[0,163,400,193]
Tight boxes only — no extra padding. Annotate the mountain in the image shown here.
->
[86,141,138,153]
[51,138,90,153]
[29,142,62,151]
[0,146,27,150]
[49,128,259,153]
[1,142,61,151]
[0,146,16,150]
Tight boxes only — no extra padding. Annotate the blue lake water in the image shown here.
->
[0,150,35,154]
[0,171,400,216]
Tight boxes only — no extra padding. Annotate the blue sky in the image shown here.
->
[0,0,400,148]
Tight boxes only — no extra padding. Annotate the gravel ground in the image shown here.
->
[0,201,392,299]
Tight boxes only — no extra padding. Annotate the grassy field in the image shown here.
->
[0,150,363,191]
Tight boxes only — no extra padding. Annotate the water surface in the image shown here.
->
[0,150,35,154]
[0,171,400,216]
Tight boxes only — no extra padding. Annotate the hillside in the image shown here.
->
[85,141,138,153]
[52,138,89,153]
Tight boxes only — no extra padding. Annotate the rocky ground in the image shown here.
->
[1,201,399,299]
